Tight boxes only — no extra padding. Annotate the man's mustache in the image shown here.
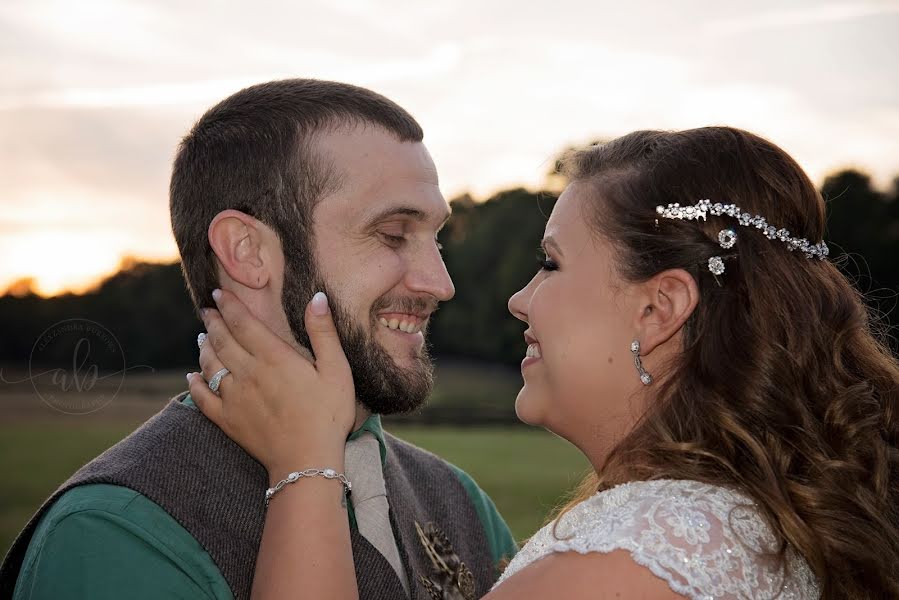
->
[370,294,440,318]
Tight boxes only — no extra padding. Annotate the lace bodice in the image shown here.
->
[495,479,819,599]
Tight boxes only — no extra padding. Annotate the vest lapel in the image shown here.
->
[352,531,409,599]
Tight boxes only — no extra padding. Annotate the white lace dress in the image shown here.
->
[494,479,819,599]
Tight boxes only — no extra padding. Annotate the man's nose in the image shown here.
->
[405,244,455,302]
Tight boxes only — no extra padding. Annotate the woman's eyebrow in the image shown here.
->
[541,236,564,257]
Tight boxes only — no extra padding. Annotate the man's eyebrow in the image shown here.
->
[365,206,452,227]
[541,236,564,257]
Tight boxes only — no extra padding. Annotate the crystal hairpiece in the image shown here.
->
[656,199,829,276]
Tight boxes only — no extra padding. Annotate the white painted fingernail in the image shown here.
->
[310,292,329,316]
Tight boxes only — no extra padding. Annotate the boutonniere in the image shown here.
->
[415,521,476,600]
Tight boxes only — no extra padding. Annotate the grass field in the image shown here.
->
[0,419,590,554]
[1,361,592,554]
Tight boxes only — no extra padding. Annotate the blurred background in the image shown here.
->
[2,0,899,551]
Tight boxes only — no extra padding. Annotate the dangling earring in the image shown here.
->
[630,340,652,385]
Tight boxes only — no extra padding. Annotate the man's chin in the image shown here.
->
[379,348,433,387]
[384,351,423,372]
[355,356,434,416]
[374,325,426,358]
[336,321,435,416]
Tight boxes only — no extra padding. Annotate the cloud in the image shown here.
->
[703,1,899,35]
[2,0,899,294]
[0,106,186,199]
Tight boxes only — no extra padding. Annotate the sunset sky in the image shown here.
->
[2,0,898,297]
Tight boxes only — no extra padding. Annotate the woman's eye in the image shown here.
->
[539,259,559,272]
[536,250,559,272]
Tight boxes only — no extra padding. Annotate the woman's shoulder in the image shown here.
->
[497,479,819,599]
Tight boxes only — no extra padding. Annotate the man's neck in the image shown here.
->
[354,403,372,431]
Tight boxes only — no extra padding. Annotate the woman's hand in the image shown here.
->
[187,289,356,477]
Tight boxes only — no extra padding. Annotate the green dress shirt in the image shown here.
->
[13,395,517,599]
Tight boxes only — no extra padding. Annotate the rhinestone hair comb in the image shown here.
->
[656,199,829,275]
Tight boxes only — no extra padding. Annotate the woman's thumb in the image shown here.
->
[305,292,350,374]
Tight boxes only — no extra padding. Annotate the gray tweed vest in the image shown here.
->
[0,393,495,599]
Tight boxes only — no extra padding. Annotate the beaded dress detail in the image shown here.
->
[495,479,819,599]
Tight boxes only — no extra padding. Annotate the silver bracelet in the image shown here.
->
[264,468,352,507]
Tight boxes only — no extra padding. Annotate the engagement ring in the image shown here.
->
[208,367,230,394]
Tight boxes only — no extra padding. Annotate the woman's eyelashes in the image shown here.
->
[536,248,559,272]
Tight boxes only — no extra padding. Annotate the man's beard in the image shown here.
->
[280,249,434,415]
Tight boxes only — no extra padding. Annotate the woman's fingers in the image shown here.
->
[212,288,293,362]
[187,372,224,427]
[305,292,351,380]
[199,336,226,379]
[202,307,253,375]
[198,337,234,397]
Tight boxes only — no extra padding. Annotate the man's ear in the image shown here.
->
[633,268,699,355]
[208,209,272,290]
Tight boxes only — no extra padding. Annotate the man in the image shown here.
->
[1,79,516,599]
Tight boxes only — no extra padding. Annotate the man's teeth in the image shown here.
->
[378,317,423,334]
[526,343,541,359]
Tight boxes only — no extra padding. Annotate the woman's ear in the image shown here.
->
[634,268,699,355]
[208,209,272,290]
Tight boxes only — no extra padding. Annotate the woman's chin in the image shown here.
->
[514,387,545,426]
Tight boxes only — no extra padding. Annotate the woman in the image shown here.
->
[188,127,899,598]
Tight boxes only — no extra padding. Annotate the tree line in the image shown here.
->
[1,169,897,371]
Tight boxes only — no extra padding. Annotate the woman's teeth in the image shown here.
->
[379,317,423,334]
[526,343,541,359]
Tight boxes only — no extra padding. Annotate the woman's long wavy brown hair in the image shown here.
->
[553,127,899,598]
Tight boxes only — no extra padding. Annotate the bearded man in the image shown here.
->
[1,79,516,600]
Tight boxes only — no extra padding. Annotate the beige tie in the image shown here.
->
[345,432,410,597]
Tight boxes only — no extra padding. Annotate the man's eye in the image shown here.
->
[380,232,405,245]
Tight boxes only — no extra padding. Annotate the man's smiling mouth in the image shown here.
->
[377,313,426,334]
